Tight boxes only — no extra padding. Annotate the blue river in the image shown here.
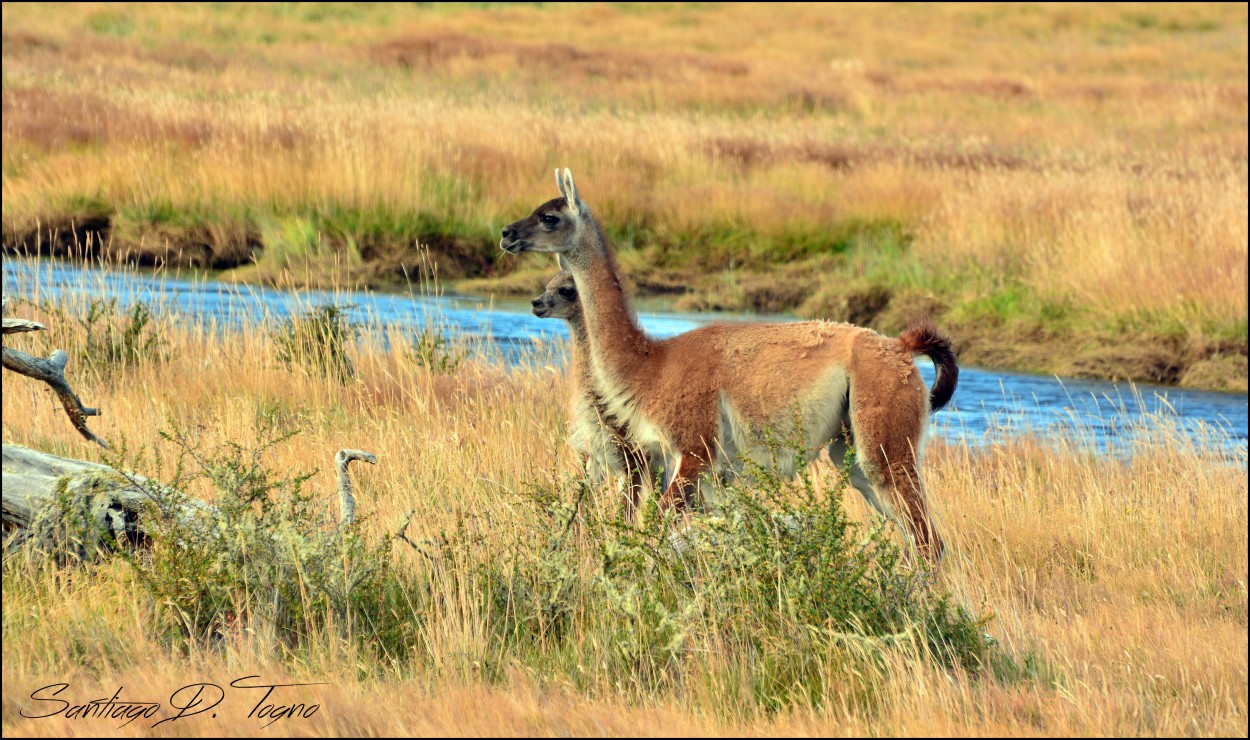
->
[3,259,1246,459]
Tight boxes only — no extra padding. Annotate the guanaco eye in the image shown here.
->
[558,288,576,299]
[540,213,560,226]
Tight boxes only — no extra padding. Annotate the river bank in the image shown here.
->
[8,244,1246,395]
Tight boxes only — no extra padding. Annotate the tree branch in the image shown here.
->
[2,317,46,334]
[2,346,109,449]
[2,296,108,449]
[335,448,378,525]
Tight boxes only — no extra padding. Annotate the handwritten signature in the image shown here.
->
[21,676,325,729]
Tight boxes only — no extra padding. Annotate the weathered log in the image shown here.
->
[2,444,378,558]
[2,444,173,557]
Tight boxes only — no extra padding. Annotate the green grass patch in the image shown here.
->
[632,216,911,272]
[56,194,115,221]
[943,278,1082,335]
[85,9,135,38]
[256,213,333,271]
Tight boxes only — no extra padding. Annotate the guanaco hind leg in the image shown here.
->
[845,396,945,564]
[829,430,891,519]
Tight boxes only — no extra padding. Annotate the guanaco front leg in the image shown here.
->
[658,453,707,513]
[621,446,650,523]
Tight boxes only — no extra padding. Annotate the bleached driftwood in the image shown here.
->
[0,443,196,555]
[2,294,108,448]
[2,295,43,334]
[2,317,46,334]
[336,449,378,526]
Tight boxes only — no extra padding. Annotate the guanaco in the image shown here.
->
[503,170,958,562]
[531,269,659,521]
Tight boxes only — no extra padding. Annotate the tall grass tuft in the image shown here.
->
[19,296,166,380]
[271,303,358,382]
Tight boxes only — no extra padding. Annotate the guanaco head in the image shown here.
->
[500,168,586,256]
[531,270,580,321]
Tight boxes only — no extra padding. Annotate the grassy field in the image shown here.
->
[1,274,1246,737]
[1,2,1247,391]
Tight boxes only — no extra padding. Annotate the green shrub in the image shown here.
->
[271,302,357,382]
[407,327,466,374]
[110,419,418,659]
[441,430,994,712]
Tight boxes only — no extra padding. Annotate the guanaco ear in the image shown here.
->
[558,254,573,272]
[560,168,581,212]
[554,168,566,200]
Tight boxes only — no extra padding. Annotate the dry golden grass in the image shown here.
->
[1,276,1245,736]
[1,1,1246,363]
[2,2,1248,725]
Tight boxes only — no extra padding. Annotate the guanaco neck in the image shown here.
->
[564,312,592,393]
[565,309,635,444]
[563,213,654,378]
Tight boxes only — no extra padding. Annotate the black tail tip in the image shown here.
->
[899,319,959,413]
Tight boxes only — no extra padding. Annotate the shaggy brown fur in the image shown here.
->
[502,170,958,563]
